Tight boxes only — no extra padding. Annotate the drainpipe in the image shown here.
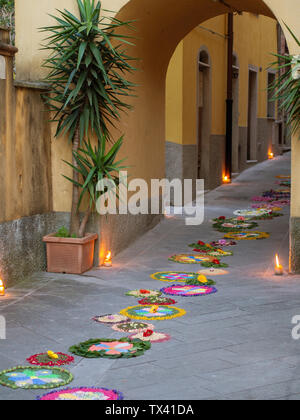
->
[225,13,234,181]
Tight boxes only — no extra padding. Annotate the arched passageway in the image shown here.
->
[113,0,276,186]
[13,0,300,272]
[112,0,300,271]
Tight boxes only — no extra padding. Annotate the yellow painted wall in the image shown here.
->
[234,13,278,126]
[166,13,278,146]
[182,16,227,144]
[165,43,183,145]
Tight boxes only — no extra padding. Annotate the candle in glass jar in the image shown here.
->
[275,254,283,275]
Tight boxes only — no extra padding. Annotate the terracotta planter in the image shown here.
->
[43,233,98,274]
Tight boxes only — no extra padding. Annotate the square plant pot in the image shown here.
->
[43,233,98,274]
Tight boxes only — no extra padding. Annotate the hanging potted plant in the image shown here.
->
[42,0,136,274]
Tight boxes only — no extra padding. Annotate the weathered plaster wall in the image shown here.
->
[0,81,53,285]
[0,84,52,224]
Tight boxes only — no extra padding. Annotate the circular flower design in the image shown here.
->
[126,289,162,298]
[188,241,233,256]
[169,254,215,264]
[224,231,270,240]
[37,387,123,400]
[213,217,258,232]
[111,321,154,333]
[151,271,203,283]
[207,250,233,257]
[251,196,275,202]
[69,338,151,359]
[129,331,171,343]
[88,341,134,356]
[276,175,290,179]
[92,314,129,325]
[276,180,291,187]
[0,366,73,389]
[251,203,283,212]
[27,352,74,367]
[209,240,236,247]
[197,268,229,276]
[275,188,290,194]
[151,271,215,285]
[138,296,177,305]
[161,284,217,297]
[201,258,229,268]
[120,305,186,321]
[263,189,290,199]
[233,209,270,217]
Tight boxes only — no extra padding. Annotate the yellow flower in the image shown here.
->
[47,351,59,359]
[197,275,208,283]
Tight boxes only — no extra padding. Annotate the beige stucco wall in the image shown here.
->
[14,0,300,215]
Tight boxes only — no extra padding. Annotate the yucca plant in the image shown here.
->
[63,134,126,237]
[270,25,300,136]
[41,0,136,237]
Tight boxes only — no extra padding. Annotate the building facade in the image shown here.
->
[165,13,290,191]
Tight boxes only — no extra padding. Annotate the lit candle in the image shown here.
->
[268,152,274,159]
[275,254,283,275]
[104,251,112,267]
[223,175,231,184]
[0,279,5,296]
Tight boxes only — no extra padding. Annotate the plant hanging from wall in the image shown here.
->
[41,0,136,237]
[270,25,300,136]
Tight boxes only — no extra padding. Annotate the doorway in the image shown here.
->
[232,53,240,172]
[197,49,211,181]
[247,68,258,161]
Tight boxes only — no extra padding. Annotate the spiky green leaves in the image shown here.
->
[41,0,136,143]
[63,133,126,210]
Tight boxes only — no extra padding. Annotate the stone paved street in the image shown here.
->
[1,153,300,400]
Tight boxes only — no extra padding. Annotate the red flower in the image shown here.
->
[218,216,226,220]
[140,289,150,294]
[143,330,154,337]
[212,259,220,265]
[193,249,202,252]
[197,241,205,246]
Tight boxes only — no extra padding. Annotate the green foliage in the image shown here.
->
[0,0,14,44]
[0,0,14,7]
[55,226,77,238]
[41,0,137,143]
[41,0,136,236]
[63,133,127,210]
[270,25,300,135]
